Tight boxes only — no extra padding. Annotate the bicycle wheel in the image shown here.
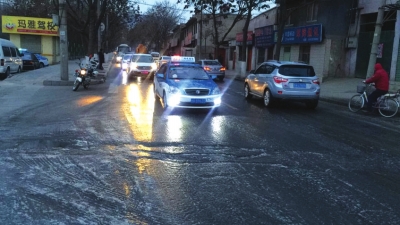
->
[378,98,399,118]
[348,94,364,112]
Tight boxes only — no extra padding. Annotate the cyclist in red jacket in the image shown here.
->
[363,63,389,112]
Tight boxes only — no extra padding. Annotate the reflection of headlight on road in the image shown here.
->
[214,97,221,105]
[212,87,221,95]
[169,94,181,106]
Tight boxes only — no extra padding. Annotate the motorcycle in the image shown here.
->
[73,62,91,91]
[72,57,106,91]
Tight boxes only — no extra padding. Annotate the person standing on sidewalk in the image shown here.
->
[363,63,389,112]
[98,48,105,70]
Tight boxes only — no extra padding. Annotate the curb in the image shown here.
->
[42,61,112,86]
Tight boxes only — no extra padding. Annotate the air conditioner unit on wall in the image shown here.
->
[346,37,358,48]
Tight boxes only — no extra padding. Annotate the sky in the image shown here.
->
[137,0,277,24]
[137,0,193,23]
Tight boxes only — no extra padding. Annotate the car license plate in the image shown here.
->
[142,71,149,74]
[191,99,206,103]
[293,83,306,88]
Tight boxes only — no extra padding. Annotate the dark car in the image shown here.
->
[22,52,41,70]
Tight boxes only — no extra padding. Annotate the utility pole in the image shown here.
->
[366,0,386,78]
[198,8,203,60]
[59,0,69,81]
[97,0,101,51]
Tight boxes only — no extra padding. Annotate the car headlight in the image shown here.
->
[151,63,157,71]
[117,56,122,61]
[131,63,138,70]
[211,87,221,95]
[169,86,181,94]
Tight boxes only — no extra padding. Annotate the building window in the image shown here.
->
[306,3,318,21]
[299,45,310,64]
[257,48,266,64]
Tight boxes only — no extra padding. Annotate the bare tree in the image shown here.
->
[129,1,182,54]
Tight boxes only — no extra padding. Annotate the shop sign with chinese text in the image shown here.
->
[282,24,322,44]
[2,15,58,36]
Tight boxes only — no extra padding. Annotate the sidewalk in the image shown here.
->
[3,55,113,86]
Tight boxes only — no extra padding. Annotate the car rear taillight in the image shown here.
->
[1,59,4,66]
[220,67,226,71]
[273,76,288,84]
[312,78,320,85]
[204,66,211,71]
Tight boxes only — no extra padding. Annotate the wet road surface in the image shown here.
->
[0,66,399,224]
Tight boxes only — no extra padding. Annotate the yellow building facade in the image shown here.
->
[1,15,59,64]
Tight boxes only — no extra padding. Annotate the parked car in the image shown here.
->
[244,60,320,109]
[128,54,158,79]
[21,52,41,70]
[33,53,49,67]
[0,38,23,78]
[153,56,222,109]
[197,59,225,81]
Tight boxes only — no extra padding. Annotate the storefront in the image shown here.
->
[1,15,59,64]
[254,25,275,66]
[236,31,254,72]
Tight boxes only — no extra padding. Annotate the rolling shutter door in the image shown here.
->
[21,35,41,53]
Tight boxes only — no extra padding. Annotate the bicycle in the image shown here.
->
[348,83,399,118]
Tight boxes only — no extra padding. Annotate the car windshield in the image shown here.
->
[203,60,220,66]
[123,54,132,60]
[278,65,316,77]
[169,66,210,80]
[132,55,154,63]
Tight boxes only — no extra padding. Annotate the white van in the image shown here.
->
[0,38,23,78]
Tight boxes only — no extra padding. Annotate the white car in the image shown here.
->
[34,53,49,67]
[128,54,158,79]
[121,53,134,73]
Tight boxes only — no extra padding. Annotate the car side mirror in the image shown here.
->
[156,73,164,78]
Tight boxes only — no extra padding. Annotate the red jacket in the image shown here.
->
[365,63,389,91]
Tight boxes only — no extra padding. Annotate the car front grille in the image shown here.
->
[137,66,151,70]
[185,89,209,95]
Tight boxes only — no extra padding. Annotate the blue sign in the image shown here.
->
[255,25,274,47]
[282,24,322,44]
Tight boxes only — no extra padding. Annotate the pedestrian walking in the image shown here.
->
[98,48,105,70]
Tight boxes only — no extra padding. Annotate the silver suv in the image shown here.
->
[244,61,320,109]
